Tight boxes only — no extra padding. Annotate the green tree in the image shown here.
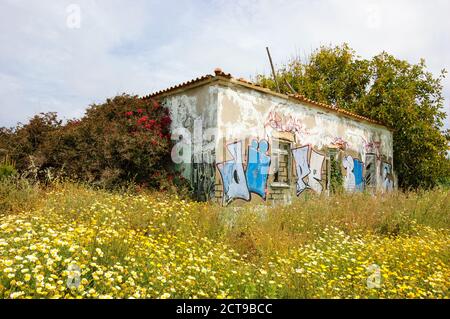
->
[2,112,62,173]
[57,94,175,188]
[257,44,449,189]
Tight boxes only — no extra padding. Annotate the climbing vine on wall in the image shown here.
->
[330,154,343,194]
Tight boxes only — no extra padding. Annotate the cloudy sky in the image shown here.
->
[1,0,449,129]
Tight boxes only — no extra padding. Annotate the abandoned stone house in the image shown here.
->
[144,68,395,206]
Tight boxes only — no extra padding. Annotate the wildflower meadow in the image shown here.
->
[0,181,448,299]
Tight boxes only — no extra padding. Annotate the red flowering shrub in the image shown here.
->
[1,94,187,191]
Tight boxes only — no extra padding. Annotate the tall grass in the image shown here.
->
[0,179,448,298]
[2,178,448,254]
[221,190,448,260]
[0,177,43,215]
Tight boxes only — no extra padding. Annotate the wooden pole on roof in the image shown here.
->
[266,47,281,93]
[284,78,297,94]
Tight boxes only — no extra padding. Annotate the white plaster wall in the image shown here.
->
[162,85,219,200]
[217,85,392,157]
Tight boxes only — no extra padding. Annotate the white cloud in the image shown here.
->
[0,0,448,129]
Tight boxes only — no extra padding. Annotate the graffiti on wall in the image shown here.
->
[362,138,382,160]
[342,155,364,192]
[245,139,271,199]
[291,145,325,195]
[192,149,215,201]
[353,158,364,192]
[217,141,250,205]
[216,137,393,205]
[291,146,310,194]
[264,111,310,142]
[217,139,271,205]
[331,137,349,150]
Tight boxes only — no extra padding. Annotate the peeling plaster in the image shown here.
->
[217,85,393,161]
[162,80,395,204]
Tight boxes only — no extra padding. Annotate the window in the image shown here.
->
[365,153,377,188]
[271,139,291,186]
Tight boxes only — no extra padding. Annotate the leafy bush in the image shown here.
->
[1,113,62,174]
[0,157,17,180]
[0,165,16,180]
[0,95,185,191]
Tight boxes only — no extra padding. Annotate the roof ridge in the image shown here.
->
[143,68,384,127]
[142,74,214,100]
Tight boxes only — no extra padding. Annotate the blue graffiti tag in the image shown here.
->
[353,158,364,192]
[217,141,250,205]
[245,139,271,199]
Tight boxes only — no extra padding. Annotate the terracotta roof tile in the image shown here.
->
[143,68,384,126]
[214,67,232,78]
[142,74,214,100]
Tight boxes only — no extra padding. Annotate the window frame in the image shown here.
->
[270,138,292,188]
